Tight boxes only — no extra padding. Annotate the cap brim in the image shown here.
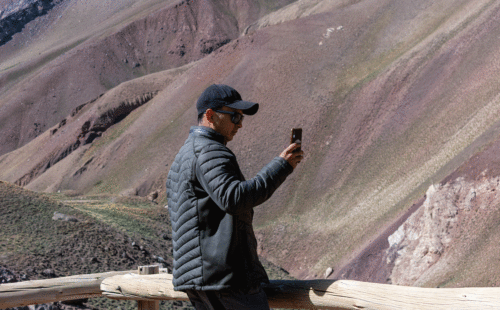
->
[226,100,259,115]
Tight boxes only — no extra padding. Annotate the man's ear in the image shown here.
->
[205,109,216,125]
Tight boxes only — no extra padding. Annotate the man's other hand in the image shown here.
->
[280,143,304,169]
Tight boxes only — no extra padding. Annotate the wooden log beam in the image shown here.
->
[101,274,500,309]
[4,269,500,309]
[101,272,189,302]
[0,270,137,308]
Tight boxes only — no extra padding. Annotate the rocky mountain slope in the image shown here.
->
[0,180,179,309]
[0,0,294,156]
[2,0,500,289]
[335,134,500,287]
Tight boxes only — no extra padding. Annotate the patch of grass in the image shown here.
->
[257,0,295,13]
[0,62,20,73]
[65,198,161,240]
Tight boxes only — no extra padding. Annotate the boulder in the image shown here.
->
[324,267,334,279]
[52,212,78,222]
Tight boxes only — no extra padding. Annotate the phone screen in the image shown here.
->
[291,128,302,152]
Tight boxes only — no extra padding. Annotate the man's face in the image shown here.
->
[213,106,243,143]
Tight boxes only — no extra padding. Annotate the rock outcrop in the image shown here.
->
[15,91,158,187]
[0,0,64,45]
[387,175,500,285]
[52,211,78,222]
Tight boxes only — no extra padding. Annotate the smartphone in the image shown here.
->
[290,128,302,152]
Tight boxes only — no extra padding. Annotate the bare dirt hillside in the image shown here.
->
[0,0,294,156]
[2,0,500,288]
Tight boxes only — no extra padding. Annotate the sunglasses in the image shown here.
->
[215,110,244,125]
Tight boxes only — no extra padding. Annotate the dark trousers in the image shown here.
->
[185,287,270,310]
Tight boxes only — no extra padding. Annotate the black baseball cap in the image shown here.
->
[196,84,259,116]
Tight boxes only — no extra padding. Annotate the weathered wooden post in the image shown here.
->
[138,265,160,310]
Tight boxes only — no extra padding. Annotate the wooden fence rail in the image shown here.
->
[2,266,500,309]
[0,270,136,308]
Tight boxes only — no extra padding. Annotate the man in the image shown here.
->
[166,84,303,309]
